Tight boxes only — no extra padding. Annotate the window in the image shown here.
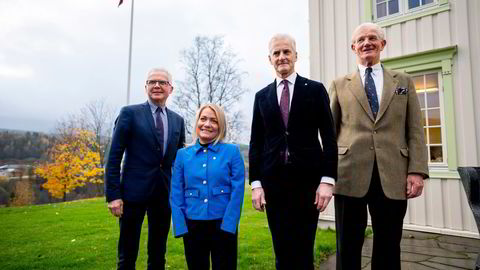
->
[408,0,434,9]
[412,71,446,165]
[376,0,400,19]
[382,46,457,177]
[374,0,438,20]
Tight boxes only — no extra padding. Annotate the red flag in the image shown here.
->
[118,0,123,6]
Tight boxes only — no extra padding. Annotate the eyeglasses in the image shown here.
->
[146,80,170,86]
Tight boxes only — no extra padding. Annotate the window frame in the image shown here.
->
[381,45,458,179]
[411,71,447,167]
[407,0,436,11]
[374,0,402,20]
[365,0,450,27]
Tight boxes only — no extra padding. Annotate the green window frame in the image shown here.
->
[364,0,450,27]
[381,45,458,179]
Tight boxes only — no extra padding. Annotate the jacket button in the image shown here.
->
[203,149,207,153]
[370,146,374,150]
[189,193,192,196]
[203,164,206,167]
[159,164,163,168]
[203,180,207,184]
[204,199,208,203]
[285,131,289,135]
[373,131,377,134]
[221,190,224,193]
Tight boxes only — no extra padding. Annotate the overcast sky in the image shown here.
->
[0,0,310,138]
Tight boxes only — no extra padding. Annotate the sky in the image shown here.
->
[0,0,310,140]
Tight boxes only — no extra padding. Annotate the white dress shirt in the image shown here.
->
[358,62,383,106]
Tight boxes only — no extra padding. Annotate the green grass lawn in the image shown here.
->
[0,185,336,270]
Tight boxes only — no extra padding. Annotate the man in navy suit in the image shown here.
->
[249,34,338,270]
[105,68,185,270]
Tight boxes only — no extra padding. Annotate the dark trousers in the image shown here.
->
[264,166,320,270]
[335,162,407,270]
[117,194,171,270]
[183,219,238,270]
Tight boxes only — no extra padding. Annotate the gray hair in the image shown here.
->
[146,68,173,83]
[268,34,297,53]
[351,23,385,44]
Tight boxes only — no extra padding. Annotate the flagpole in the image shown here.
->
[126,0,134,105]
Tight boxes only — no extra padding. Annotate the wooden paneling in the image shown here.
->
[319,179,479,238]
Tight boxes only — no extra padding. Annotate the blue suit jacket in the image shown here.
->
[170,141,245,237]
[105,101,185,203]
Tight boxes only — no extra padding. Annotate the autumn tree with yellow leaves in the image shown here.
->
[35,129,103,200]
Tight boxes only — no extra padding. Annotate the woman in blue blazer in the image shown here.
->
[170,104,245,270]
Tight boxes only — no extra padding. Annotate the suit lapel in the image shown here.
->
[266,80,286,129]
[143,102,163,154]
[376,69,398,121]
[288,75,306,128]
[164,108,174,156]
[347,71,376,122]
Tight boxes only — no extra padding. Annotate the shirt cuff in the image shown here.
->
[251,180,262,190]
[321,176,335,186]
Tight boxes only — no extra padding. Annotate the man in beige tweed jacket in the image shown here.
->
[329,22,429,270]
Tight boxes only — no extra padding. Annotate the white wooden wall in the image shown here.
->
[319,178,479,238]
[310,0,480,238]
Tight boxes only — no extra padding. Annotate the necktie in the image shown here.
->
[365,67,379,119]
[279,80,290,163]
[155,107,164,156]
[279,79,290,127]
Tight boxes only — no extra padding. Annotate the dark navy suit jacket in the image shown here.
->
[249,74,338,187]
[105,101,185,203]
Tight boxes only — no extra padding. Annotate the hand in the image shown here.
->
[315,183,333,212]
[108,199,124,218]
[406,174,424,199]
[252,187,266,212]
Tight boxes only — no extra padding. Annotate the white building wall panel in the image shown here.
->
[319,179,479,238]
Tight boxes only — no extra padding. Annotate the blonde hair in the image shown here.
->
[191,104,227,145]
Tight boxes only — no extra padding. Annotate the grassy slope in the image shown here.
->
[0,185,335,270]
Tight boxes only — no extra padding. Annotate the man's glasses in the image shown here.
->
[146,80,170,86]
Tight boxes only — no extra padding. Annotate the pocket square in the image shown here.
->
[395,87,408,95]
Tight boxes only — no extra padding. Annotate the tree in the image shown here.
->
[35,129,103,200]
[79,98,115,167]
[53,98,115,167]
[172,35,249,142]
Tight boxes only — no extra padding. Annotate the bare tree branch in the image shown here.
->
[172,35,249,143]
[79,98,116,167]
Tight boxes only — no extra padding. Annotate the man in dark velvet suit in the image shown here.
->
[105,68,185,270]
[249,34,338,270]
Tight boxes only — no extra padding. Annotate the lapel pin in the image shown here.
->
[305,83,308,85]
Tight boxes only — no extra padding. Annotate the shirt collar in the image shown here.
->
[276,72,297,87]
[193,139,221,153]
[358,62,382,76]
[147,99,167,114]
